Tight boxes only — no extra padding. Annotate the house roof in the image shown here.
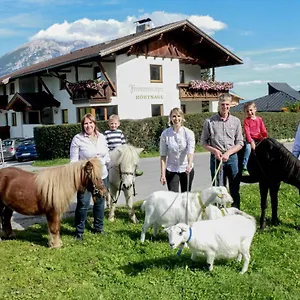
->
[268,82,300,101]
[0,19,243,85]
[0,95,8,109]
[231,91,298,112]
[6,92,60,111]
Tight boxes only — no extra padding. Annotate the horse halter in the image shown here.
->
[111,164,137,204]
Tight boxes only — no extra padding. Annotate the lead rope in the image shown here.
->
[211,160,223,186]
[178,170,190,257]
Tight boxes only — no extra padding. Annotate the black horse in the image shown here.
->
[239,138,300,229]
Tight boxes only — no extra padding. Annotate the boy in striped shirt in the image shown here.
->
[104,114,143,176]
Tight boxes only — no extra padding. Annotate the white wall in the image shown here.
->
[179,64,201,83]
[113,55,180,118]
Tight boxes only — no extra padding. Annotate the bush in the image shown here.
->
[34,112,300,160]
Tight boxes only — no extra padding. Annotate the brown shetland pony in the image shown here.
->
[0,158,107,248]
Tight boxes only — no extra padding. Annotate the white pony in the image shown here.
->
[108,144,143,223]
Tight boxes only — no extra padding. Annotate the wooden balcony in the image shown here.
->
[70,84,112,105]
[177,83,228,101]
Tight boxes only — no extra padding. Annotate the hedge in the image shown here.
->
[34,112,300,160]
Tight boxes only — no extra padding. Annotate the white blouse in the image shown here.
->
[160,126,195,173]
[70,131,110,179]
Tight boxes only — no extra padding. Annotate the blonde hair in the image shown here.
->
[218,93,232,103]
[80,113,98,134]
[169,107,185,125]
[244,101,256,112]
[109,114,120,122]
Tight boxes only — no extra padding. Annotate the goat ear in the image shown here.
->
[163,226,170,233]
[137,148,144,154]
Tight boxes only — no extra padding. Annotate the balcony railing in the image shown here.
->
[177,83,230,101]
[68,81,112,104]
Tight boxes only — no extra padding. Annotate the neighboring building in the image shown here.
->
[0,19,242,138]
[231,82,300,112]
[229,91,244,107]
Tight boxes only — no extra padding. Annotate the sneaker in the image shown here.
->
[75,234,83,241]
[92,229,108,235]
[135,170,143,176]
[242,169,250,176]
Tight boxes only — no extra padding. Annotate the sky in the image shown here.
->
[1,0,300,100]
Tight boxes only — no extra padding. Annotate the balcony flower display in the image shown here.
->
[67,79,107,94]
[189,80,233,91]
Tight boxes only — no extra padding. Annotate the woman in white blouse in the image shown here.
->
[160,107,195,192]
[70,113,110,241]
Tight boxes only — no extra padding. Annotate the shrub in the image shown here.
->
[34,112,300,160]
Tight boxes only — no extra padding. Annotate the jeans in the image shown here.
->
[210,153,240,209]
[242,141,251,169]
[75,176,109,235]
[166,168,195,192]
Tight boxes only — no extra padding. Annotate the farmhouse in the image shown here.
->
[0,19,242,138]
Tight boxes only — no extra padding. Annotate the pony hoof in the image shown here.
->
[271,219,281,226]
[48,240,63,249]
[131,217,139,224]
[108,217,115,222]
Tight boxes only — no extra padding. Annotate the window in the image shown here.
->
[95,106,118,121]
[150,65,162,83]
[12,113,17,126]
[10,82,15,95]
[77,106,118,122]
[37,78,43,92]
[77,107,92,122]
[151,104,163,116]
[62,109,68,124]
[181,104,186,114]
[94,67,102,80]
[1,85,6,95]
[202,101,209,113]
[180,70,185,83]
[23,111,40,124]
[59,74,66,90]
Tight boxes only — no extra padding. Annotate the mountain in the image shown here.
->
[0,39,90,77]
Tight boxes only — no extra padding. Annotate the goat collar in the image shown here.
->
[176,227,192,257]
[186,227,192,243]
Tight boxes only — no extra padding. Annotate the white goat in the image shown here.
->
[140,186,233,242]
[165,214,256,274]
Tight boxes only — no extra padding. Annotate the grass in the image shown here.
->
[0,184,300,299]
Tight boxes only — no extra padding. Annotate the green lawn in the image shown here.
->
[0,183,299,299]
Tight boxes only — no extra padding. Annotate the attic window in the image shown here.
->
[150,65,162,83]
[10,82,15,95]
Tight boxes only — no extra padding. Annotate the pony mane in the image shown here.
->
[258,138,300,179]
[35,158,102,215]
[110,144,140,167]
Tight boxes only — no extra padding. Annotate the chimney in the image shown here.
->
[135,18,152,33]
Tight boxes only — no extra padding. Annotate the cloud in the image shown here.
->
[235,80,271,86]
[240,47,298,56]
[0,28,20,36]
[0,13,44,28]
[253,62,300,71]
[240,30,254,36]
[30,11,227,44]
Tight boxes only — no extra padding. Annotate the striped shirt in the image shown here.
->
[201,114,244,153]
[104,129,126,151]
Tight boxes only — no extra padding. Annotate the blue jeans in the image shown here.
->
[210,153,240,209]
[75,176,108,235]
[242,141,251,169]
